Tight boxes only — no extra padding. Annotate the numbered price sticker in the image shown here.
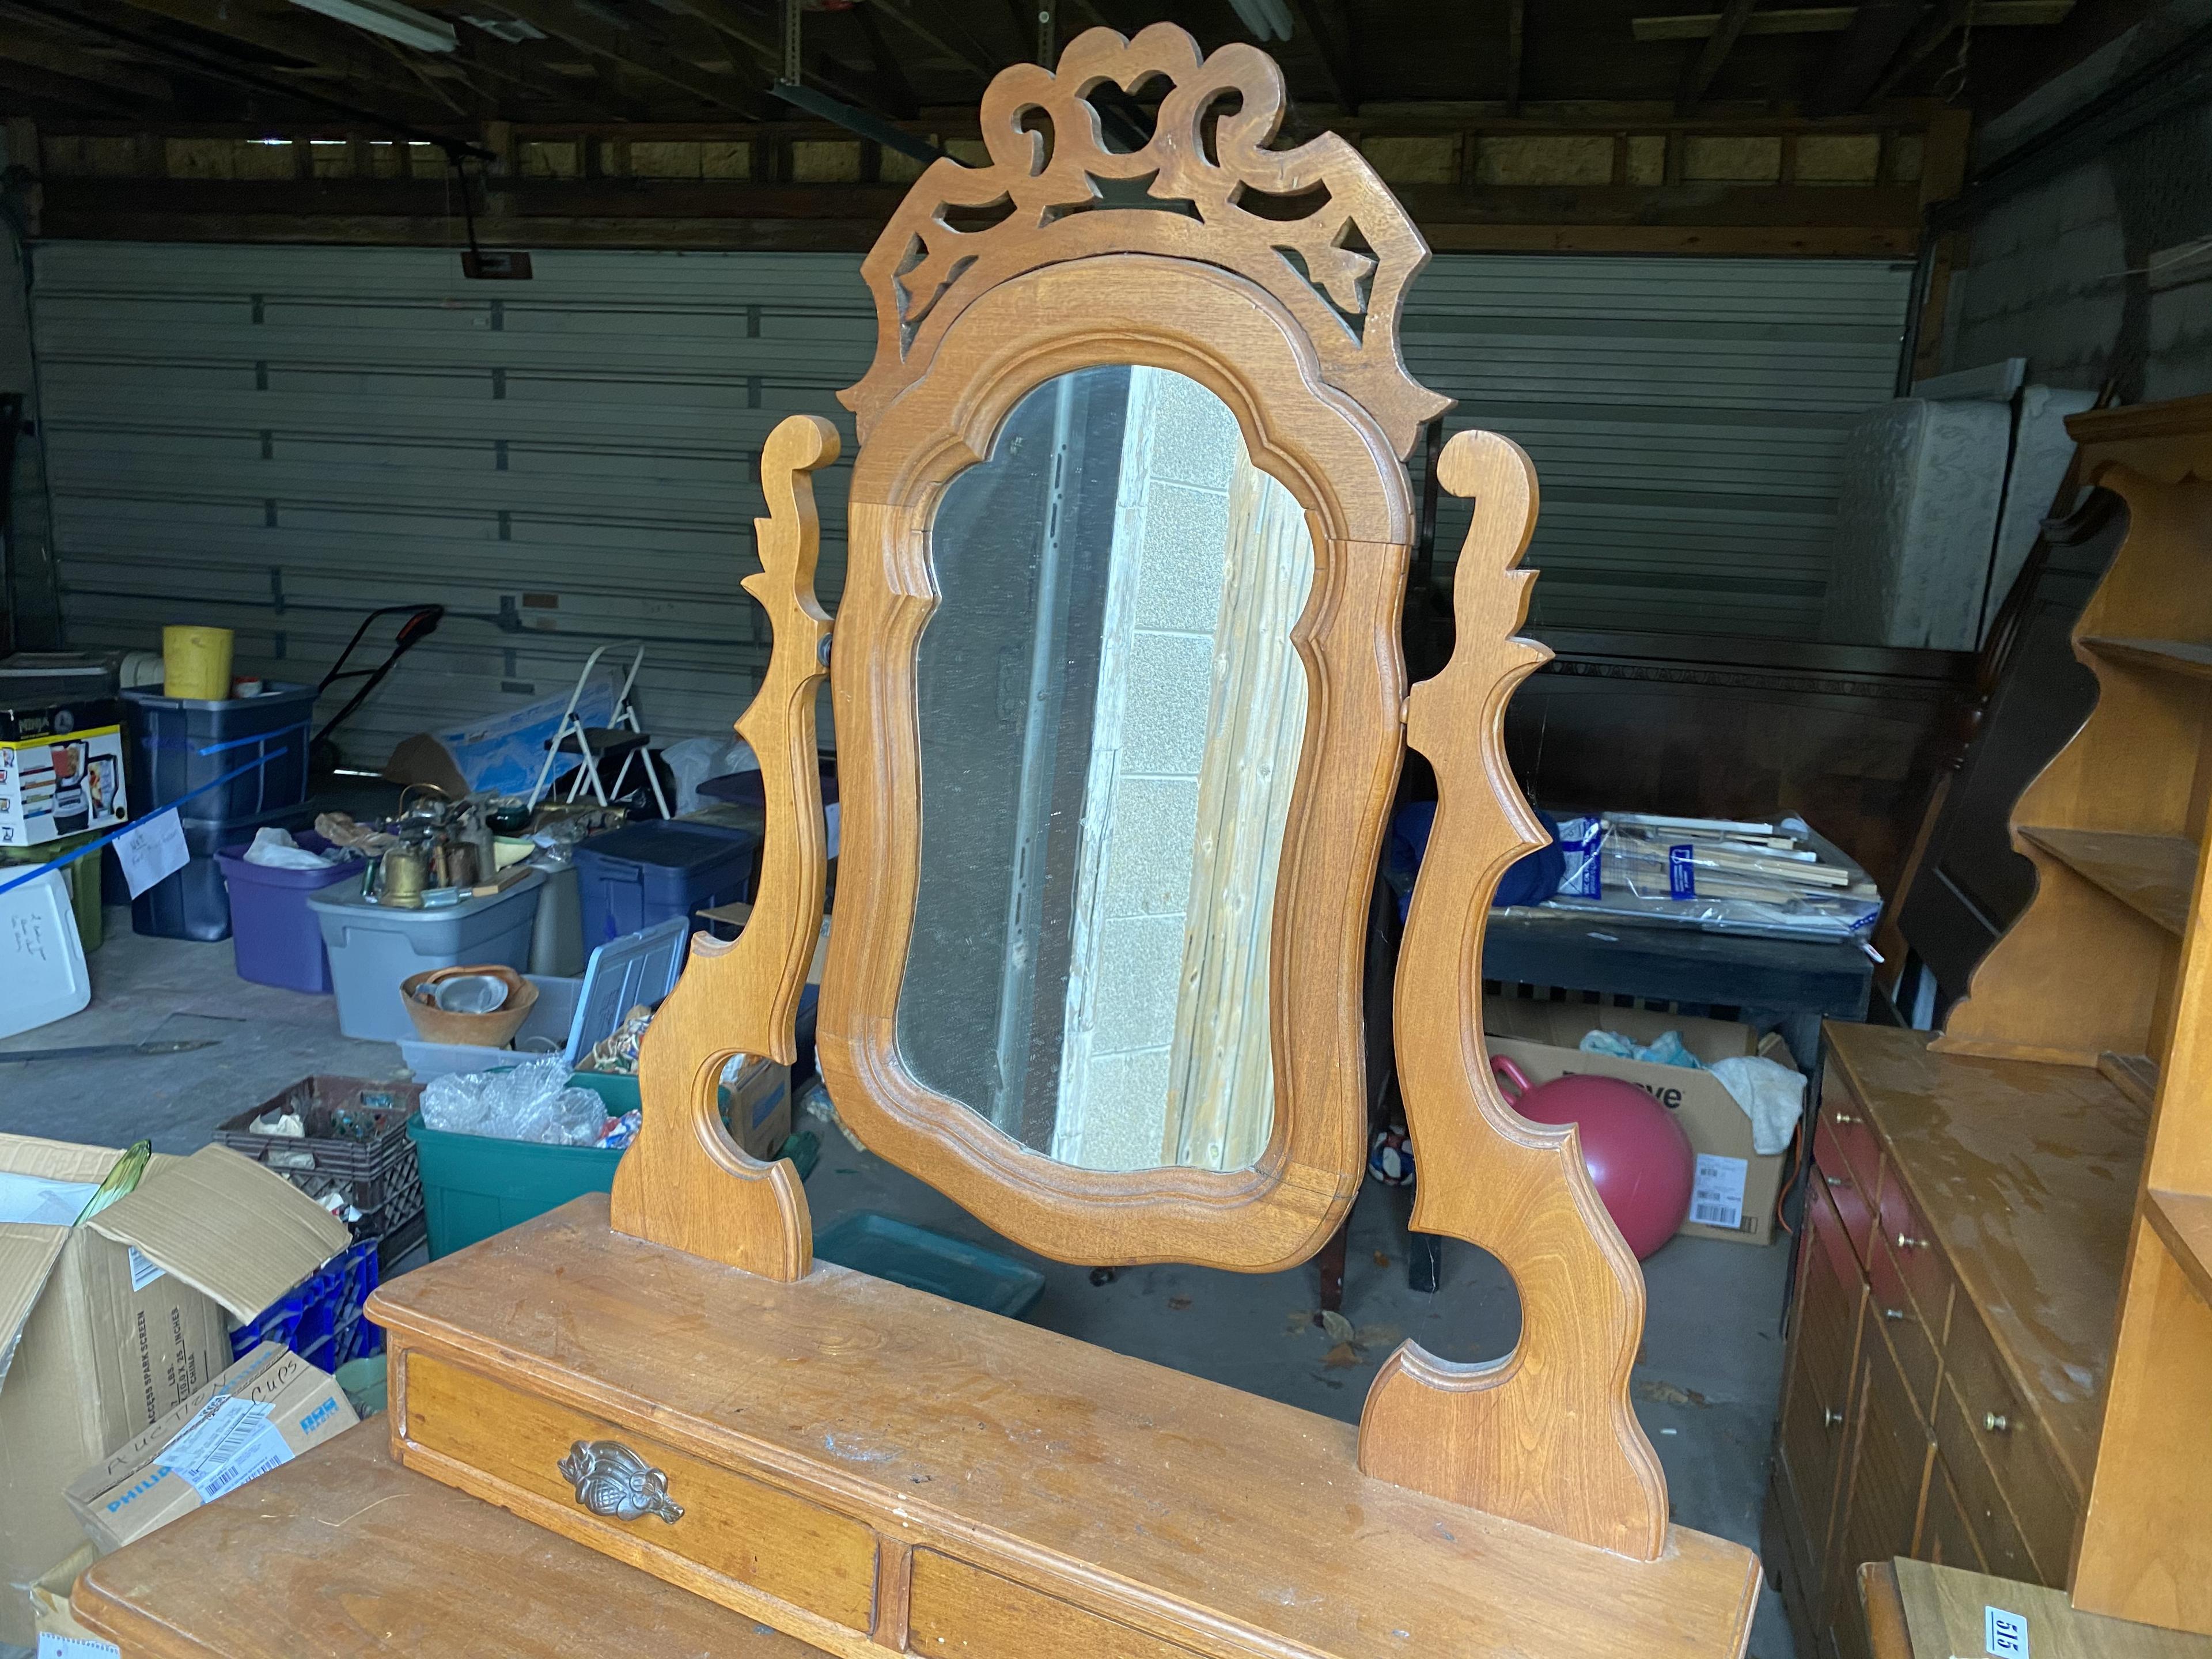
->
[1985,1604,2029,1659]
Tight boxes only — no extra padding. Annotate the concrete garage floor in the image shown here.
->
[2,919,1797,1659]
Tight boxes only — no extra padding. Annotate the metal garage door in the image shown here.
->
[29,244,1907,769]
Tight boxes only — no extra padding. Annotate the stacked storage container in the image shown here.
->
[124,683,321,940]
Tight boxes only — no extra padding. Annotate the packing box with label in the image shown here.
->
[1482,999,1798,1247]
[65,1341,358,1554]
[0,1138,353,1647]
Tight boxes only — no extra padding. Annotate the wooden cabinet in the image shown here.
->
[1764,1022,2141,1659]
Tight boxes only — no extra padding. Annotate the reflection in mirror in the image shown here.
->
[896,367,1313,1175]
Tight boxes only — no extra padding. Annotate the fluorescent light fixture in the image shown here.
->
[287,0,459,52]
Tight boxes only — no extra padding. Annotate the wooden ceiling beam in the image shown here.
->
[1633,1,2069,39]
[1871,0,1975,97]
[468,0,769,115]
[1679,0,1758,109]
[1286,0,1359,113]
[1505,0,1525,114]
[868,0,1002,85]
[0,18,176,101]
[1811,0,1931,112]
[656,0,900,116]
[104,0,455,111]
[0,56,147,118]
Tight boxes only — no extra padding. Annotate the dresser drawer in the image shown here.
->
[1868,1237,1941,1419]
[1917,1456,1987,1574]
[1940,1304,2080,1580]
[1814,1116,1877,1268]
[1821,1086,1884,1195]
[400,1353,880,1634]
[1932,1381,2041,1585]
[1874,1173,1953,1339]
[907,1550,1201,1659]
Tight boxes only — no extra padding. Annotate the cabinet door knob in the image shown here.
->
[1832,1112,1859,1124]
[1883,1306,1911,1323]
[1823,1407,1844,1429]
[1824,1175,1848,1188]
[1984,1412,2010,1434]
[1895,1232,1927,1251]
[558,1440,684,1524]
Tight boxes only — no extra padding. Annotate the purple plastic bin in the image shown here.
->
[217,833,361,994]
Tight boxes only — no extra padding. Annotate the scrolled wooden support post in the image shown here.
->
[1355,428,1670,1560]
[608,412,840,1279]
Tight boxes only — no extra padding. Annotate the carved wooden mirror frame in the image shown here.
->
[610,21,1673,1562]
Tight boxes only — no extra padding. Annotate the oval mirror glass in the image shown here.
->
[894,365,1315,1174]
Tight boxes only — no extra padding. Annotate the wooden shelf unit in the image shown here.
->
[1933,393,2212,1634]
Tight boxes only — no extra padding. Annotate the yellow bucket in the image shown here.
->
[162,626,234,700]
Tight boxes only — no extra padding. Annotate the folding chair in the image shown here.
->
[526,639,673,818]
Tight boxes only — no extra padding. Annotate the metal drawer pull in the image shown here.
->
[1983,1412,2010,1434]
[1823,1407,1844,1429]
[1883,1306,1911,1323]
[1895,1232,1927,1251]
[1824,1175,1849,1188]
[559,1440,685,1524]
[1831,1112,1859,1125]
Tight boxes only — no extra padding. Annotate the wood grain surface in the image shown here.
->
[375,1196,1761,1659]
[1892,1555,2212,1659]
[1355,428,1670,1559]
[71,1423,818,1659]
[838,22,1448,459]
[820,255,1414,1272]
[604,411,836,1277]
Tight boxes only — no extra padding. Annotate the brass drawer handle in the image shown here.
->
[1883,1306,1912,1323]
[1823,1407,1844,1429]
[1831,1112,1859,1125]
[559,1440,685,1524]
[1895,1232,1927,1251]
[1984,1412,2010,1434]
[1824,1175,1849,1188]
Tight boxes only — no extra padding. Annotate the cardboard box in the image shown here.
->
[0,1139,353,1646]
[0,695,127,849]
[722,1056,792,1161]
[1482,1001,1798,1248]
[65,1342,358,1554]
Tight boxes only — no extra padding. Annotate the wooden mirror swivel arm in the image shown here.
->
[607,413,840,1279]
[1356,429,1671,1561]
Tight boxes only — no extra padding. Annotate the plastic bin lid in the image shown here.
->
[124,680,319,711]
[576,819,759,872]
[565,918,687,1064]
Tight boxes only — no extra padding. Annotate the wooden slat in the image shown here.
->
[2145,1189,2212,1310]
[2082,637,2212,680]
[2017,825,2197,937]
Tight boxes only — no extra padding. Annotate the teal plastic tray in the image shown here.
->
[812,1211,1045,1319]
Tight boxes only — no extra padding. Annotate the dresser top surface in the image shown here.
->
[1827,1021,2142,1478]
[373,1195,1760,1659]
[73,1422,819,1658]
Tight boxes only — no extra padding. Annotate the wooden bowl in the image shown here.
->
[399,965,539,1048]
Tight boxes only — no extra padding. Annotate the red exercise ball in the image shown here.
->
[1491,1055,1695,1260]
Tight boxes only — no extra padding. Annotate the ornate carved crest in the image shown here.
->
[840,22,1449,458]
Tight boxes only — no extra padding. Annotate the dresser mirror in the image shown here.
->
[900,363,1310,1175]
[372,37,1757,1659]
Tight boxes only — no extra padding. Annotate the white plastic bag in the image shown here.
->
[421,1056,609,1146]
[243,827,336,869]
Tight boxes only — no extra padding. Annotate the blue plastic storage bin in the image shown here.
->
[230,1237,382,1369]
[573,820,759,947]
[132,801,319,942]
[124,683,319,821]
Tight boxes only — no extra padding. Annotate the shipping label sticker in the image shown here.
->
[1985,1605,2028,1659]
[1691,1153,1749,1230]
[163,1396,294,1503]
[126,1245,165,1292]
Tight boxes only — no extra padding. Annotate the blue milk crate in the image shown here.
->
[230,1237,384,1370]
